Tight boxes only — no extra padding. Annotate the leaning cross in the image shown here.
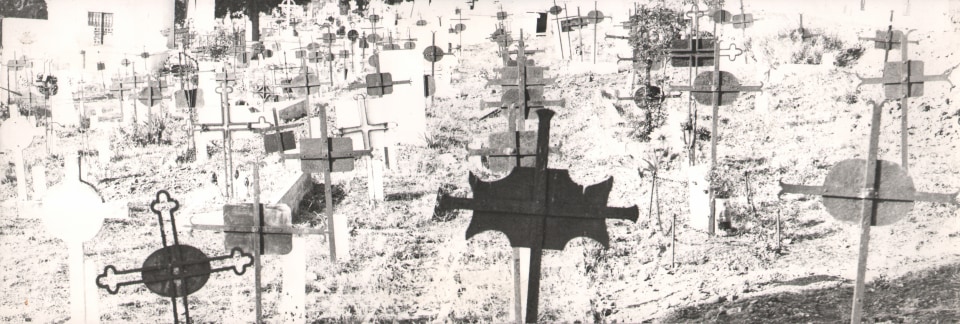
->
[283,107,371,261]
[778,101,959,324]
[96,191,254,324]
[435,109,638,323]
[855,29,955,172]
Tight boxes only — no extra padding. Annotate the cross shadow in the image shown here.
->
[295,183,347,226]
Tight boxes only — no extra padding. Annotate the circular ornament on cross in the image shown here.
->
[586,10,606,23]
[368,54,380,68]
[140,245,212,297]
[322,32,338,44]
[423,46,445,62]
[366,33,381,44]
[549,5,563,15]
[0,114,41,152]
[711,10,732,23]
[454,23,467,33]
[416,19,428,26]
[821,159,914,226]
[691,71,747,106]
[634,85,665,106]
[347,30,360,42]
[41,155,106,243]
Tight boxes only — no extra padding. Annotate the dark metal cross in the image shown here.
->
[363,11,384,47]
[281,59,330,130]
[547,0,566,59]
[482,32,565,132]
[195,70,275,199]
[283,106,371,260]
[96,191,254,324]
[855,29,954,172]
[858,11,908,63]
[435,109,638,323]
[795,14,820,42]
[778,101,959,324]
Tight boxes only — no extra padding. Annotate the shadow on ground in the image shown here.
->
[662,263,960,323]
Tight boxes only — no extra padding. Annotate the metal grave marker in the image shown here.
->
[482,32,564,132]
[337,94,394,201]
[283,106,370,261]
[778,101,959,324]
[190,163,326,323]
[855,28,954,172]
[348,51,412,97]
[435,110,638,323]
[96,191,254,324]
[669,40,761,235]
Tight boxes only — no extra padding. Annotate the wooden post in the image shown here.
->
[366,157,385,202]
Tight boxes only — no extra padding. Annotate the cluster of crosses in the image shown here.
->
[1,0,958,323]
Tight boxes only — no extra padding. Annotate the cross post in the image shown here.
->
[96,191,254,324]
[855,29,954,172]
[482,32,565,132]
[778,101,959,323]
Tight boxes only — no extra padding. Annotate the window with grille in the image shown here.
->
[88,12,114,45]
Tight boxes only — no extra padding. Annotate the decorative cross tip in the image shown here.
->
[150,190,180,216]
[96,265,122,295]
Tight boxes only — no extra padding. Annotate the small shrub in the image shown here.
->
[834,45,865,67]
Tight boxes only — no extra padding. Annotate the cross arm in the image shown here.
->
[196,122,273,132]
[438,195,639,222]
[282,149,372,160]
[189,223,328,235]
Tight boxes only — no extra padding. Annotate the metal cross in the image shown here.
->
[795,14,820,42]
[138,75,168,108]
[338,94,397,152]
[547,0,566,59]
[108,78,132,123]
[669,42,762,235]
[449,8,471,54]
[858,12,909,63]
[435,109,638,323]
[121,72,147,125]
[96,190,254,324]
[263,109,299,154]
[348,50,412,97]
[482,32,564,132]
[855,29,955,172]
[195,70,275,199]
[190,163,325,323]
[584,1,612,64]
[282,105,370,260]
[363,11,384,46]
[778,101,959,324]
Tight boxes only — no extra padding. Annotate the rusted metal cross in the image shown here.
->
[778,101,959,324]
[435,109,638,323]
[96,191,254,324]
[337,94,396,153]
[855,29,955,172]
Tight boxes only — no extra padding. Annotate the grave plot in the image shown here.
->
[1,0,959,323]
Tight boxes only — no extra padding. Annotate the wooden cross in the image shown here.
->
[96,191,254,324]
[281,59,330,136]
[778,101,959,324]
[482,32,565,132]
[195,70,275,199]
[190,163,326,323]
[855,29,954,172]
[669,41,762,235]
[283,106,371,261]
[435,109,638,323]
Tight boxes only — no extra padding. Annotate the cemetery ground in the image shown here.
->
[2,8,960,324]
